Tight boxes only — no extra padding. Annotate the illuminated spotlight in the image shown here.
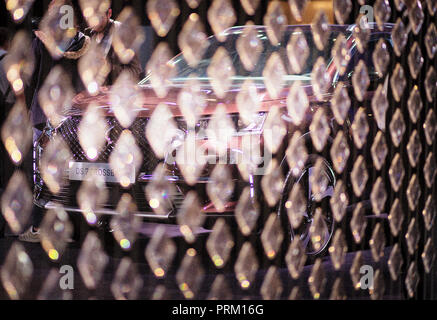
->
[187,248,196,257]
[5,138,21,163]
[149,198,160,209]
[12,79,23,92]
[212,254,224,267]
[87,82,98,95]
[48,249,59,261]
[13,8,24,21]
[241,279,250,289]
[266,250,276,259]
[86,148,98,160]
[154,268,165,278]
[85,211,97,225]
[120,176,131,188]
[120,238,131,250]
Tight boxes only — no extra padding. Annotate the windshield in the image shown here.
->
[139,27,349,86]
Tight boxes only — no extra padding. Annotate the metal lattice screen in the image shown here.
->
[0,0,436,300]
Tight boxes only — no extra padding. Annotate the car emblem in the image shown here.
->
[105,125,116,146]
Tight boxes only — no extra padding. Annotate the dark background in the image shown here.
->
[0,0,270,72]
[0,0,269,55]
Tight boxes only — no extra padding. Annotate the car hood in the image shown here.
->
[69,78,318,118]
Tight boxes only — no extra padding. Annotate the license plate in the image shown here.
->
[68,162,135,183]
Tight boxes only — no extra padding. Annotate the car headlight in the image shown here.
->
[235,112,266,135]
[175,112,266,138]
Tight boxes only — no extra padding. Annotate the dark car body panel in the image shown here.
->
[34,23,394,219]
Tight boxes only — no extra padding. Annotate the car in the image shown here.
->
[34,23,394,257]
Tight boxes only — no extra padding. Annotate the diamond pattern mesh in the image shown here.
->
[0,0,436,300]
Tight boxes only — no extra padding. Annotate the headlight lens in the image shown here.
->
[236,112,266,135]
[175,112,266,138]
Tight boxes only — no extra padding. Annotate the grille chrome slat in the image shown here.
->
[44,201,171,219]
[37,116,162,213]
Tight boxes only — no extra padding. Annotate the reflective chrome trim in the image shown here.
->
[137,174,211,184]
[44,201,171,219]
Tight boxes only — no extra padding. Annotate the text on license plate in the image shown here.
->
[68,162,135,183]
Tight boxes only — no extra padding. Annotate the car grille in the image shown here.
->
[36,116,163,213]
[58,116,160,172]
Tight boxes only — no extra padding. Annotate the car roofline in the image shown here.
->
[222,22,395,34]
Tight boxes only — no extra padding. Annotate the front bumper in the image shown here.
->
[33,116,254,219]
